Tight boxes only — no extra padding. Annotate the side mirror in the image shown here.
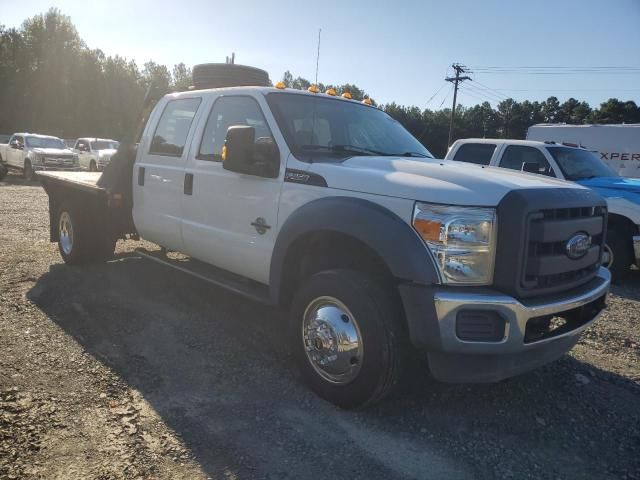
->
[10,141,20,149]
[222,126,279,178]
[521,162,540,174]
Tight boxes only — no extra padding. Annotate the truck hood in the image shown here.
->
[32,147,74,155]
[309,156,581,206]
[98,149,117,157]
[576,176,640,203]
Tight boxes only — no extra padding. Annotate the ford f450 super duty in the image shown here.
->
[37,83,610,408]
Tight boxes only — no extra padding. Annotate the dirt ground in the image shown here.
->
[1,172,639,480]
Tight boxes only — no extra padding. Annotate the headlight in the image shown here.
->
[32,153,43,164]
[412,202,497,285]
[72,154,79,165]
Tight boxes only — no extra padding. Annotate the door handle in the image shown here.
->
[138,166,145,186]
[184,173,194,195]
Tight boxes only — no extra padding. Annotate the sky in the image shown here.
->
[1,0,639,109]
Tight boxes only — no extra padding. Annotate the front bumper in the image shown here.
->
[33,164,81,172]
[399,267,610,383]
[634,235,640,265]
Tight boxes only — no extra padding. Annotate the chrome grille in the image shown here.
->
[523,206,606,293]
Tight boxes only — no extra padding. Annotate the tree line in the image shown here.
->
[1,8,639,158]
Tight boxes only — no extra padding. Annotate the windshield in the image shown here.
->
[91,140,119,150]
[546,146,618,180]
[266,92,433,161]
[25,136,66,149]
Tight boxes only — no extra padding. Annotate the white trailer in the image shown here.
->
[527,124,640,178]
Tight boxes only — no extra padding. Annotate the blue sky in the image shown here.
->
[2,0,639,109]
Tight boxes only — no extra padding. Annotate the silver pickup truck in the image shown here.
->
[0,133,80,180]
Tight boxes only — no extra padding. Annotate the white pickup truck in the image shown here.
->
[73,138,120,171]
[446,138,640,281]
[37,81,610,408]
[0,133,80,180]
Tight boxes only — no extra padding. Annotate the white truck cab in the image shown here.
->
[446,138,640,280]
[38,82,611,408]
[73,138,119,171]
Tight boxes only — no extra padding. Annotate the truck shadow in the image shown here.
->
[27,257,639,479]
[0,171,42,187]
[611,268,640,301]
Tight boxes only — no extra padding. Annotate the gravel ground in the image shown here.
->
[1,172,639,480]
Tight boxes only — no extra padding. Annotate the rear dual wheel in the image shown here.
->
[57,202,116,265]
[290,269,405,409]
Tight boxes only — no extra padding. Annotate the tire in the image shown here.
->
[0,163,7,181]
[604,228,632,283]
[23,160,34,181]
[57,202,116,265]
[289,269,406,409]
[89,160,97,172]
[192,63,270,90]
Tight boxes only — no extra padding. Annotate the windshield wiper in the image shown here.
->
[299,144,383,156]
[397,151,432,158]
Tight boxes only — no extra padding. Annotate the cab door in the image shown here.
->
[132,96,203,252]
[74,139,90,169]
[7,135,24,167]
[180,94,284,284]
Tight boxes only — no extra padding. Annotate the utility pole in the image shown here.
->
[445,63,471,148]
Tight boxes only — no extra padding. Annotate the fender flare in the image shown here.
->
[269,196,440,303]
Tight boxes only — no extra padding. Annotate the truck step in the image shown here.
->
[135,248,273,305]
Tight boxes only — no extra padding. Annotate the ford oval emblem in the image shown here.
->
[566,233,591,260]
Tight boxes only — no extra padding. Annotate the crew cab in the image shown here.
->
[37,83,610,408]
[0,133,79,180]
[446,138,640,281]
[74,138,119,171]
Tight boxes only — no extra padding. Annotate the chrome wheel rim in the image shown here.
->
[59,212,74,255]
[302,296,363,385]
[603,243,613,269]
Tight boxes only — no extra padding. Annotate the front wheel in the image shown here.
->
[23,160,34,181]
[289,269,405,409]
[604,228,632,283]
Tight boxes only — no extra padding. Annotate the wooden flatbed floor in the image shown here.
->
[37,171,104,194]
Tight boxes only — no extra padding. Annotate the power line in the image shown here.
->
[470,79,510,100]
[458,88,494,104]
[425,83,447,106]
[463,82,507,102]
[439,84,453,108]
[469,65,640,70]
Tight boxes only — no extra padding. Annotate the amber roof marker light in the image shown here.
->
[275,81,286,89]
[341,92,352,99]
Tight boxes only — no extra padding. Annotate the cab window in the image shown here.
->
[452,143,496,165]
[198,96,273,161]
[149,98,201,157]
[499,145,556,177]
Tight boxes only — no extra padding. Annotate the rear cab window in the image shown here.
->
[149,98,201,157]
[452,143,496,165]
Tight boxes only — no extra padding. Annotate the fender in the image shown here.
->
[269,196,440,303]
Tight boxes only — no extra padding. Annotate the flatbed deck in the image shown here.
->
[37,171,104,195]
